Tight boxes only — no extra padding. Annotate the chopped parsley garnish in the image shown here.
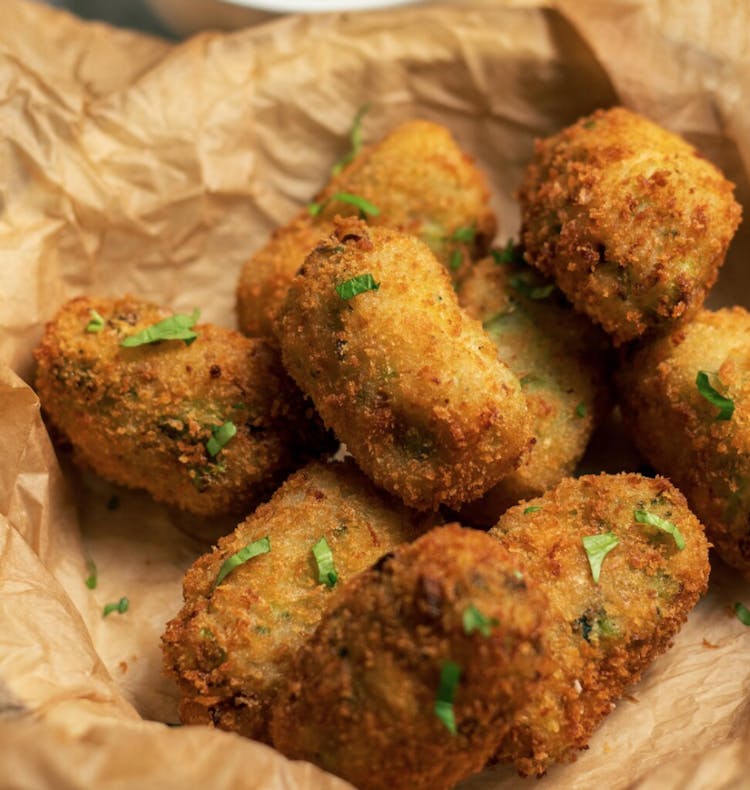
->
[510,275,555,300]
[331,104,369,175]
[734,602,750,626]
[449,249,463,271]
[85,558,97,590]
[462,604,498,637]
[86,309,105,333]
[312,536,338,588]
[582,532,619,583]
[434,660,461,735]
[309,191,380,219]
[576,401,587,418]
[120,309,200,347]
[696,371,734,421]
[491,239,522,266]
[102,596,129,618]
[633,509,686,550]
[336,273,380,300]
[206,421,237,457]
[523,505,541,515]
[214,536,271,588]
[451,226,476,244]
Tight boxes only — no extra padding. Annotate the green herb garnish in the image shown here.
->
[206,421,237,457]
[696,371,734,421]
[86,309,105,333]
[312,536,338,588]
[491,239,522,266]
[120,309,200,348]
[462,604,498,637]
[102,596,129,617]
[576,401,587,418]
[434,660,461,735]
[85,558,97,590]
[734,602,750,626]
[449,250,463,271]
[452,226,476,244]
[510,275,555,300]
[331,104,369,175]
[582,532,619,583]
[309,191,380,219]
[633,509,686,550]
[336,273,380,300]
[523,505,541,515]
[214,536,271,588]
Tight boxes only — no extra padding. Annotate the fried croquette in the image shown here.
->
[518,107,742,345]
[275,218,532,511]
[162,460,433,743]
[489,473,710,775]
[34,296,328,516]
[270,524,552,790]
[618,307,750,578]
[456,252,611,525]
[237,119,496,337]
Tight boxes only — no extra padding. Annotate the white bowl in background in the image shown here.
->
[146,0,420,36]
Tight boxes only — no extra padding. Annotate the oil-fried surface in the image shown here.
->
[237,119,496,337]
[519,107,742,345]
[618,307,750,577]
[270,524,553,790]
[162,460,433,743]
[276,218,531,510]
[457,254,612,525]
[490,473,709,775]
[34,296,327,516]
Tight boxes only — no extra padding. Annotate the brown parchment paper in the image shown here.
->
[1,0,749,787]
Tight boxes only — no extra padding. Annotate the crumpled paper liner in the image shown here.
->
[0,0,749,787]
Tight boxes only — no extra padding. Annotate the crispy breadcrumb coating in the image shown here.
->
[519,107,741,344]
[271,524,553,790]
[490,473,710,775]
[162,460,433,742]
[456,253,611,525]
[34,296,328,516]
[619,307,750,577]
[276,218,531,510]
[237,119,496,337]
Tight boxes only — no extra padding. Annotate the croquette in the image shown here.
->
[34,296,328,516]
[237,119,496,337]
[270,524,553,790]
[618,307,750,578]
[161,460,433,743]
[518,107,742,344]
[456,252,611,525]
[275,218,532,510]
[489,473,710,775]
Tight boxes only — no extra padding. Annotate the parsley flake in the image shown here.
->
[434,660,461,735]
[449,249,463,271]
[85,557,97,590]
[331,104,369,176]
[102,596,129,618]
[523,505,541,515]
[120,309,200,348]
[336,273,380,300]
[312,536,338,588]
[462,604,498,637]
[734,602,750,626]
[510,275,555,300]
[86,309,105,333]
[206,421,237,457]
[309,191,380,219]
[633,509,686,550]
[214,536,271,588]
[576,401,587,418]
[491,239,522,266]
[451,226,476,244]
[696,371,734,421]
[582,532,619,583]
